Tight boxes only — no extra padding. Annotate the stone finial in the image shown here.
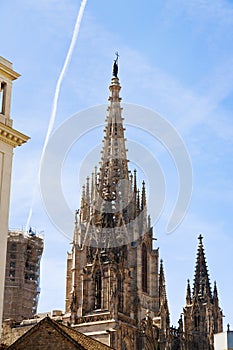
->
[198,234,203,244]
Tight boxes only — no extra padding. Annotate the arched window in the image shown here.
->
[142,243,148,293]
[95,271,102,309]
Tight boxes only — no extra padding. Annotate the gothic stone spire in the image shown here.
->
[159,259,168,307]
[193,234,212,301]
[159,259,170,335]
[98,58,129,203]
[182,235,223,350]
[65,58,166,350]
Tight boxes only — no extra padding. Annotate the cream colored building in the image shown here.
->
[0,57,29,333]
[214,328,233,350]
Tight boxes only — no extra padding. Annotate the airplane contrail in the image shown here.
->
[26,0,88,232]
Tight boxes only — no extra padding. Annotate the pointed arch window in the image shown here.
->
[142,243,148,293]
[95,271,102,309]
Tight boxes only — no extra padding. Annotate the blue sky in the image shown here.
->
[1,0,233,328]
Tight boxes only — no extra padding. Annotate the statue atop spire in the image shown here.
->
[113,52,119,77]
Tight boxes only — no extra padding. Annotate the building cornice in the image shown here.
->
[0,121,29,148]
[0,59,20,81]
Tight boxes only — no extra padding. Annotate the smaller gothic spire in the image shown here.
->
[133,169,138,218]
[159,259,167,303]
[141,181,146,210]
[193,235,212,301]
[90,168,98,217]
[81,185,86,211]
[137,189,140,215]
[159,260,165,284]
[84,176,90,222]
[81,184,85,199]
[134,169,137,194]
[73,209,81,246]
[213,281,218,297]
[86,176,90,204]
[94,166,98,199]
[213,281,219,306]
[159,259,170,330]
[182,236,223,344]
[186,279,191,305]
[91,171,94,201]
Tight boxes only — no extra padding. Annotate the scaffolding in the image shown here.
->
[3,229,44,322]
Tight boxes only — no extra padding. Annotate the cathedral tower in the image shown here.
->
[183,235,223,350]
[64,58,169,349]
[0,57,29,333]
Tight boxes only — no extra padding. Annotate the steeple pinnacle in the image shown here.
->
[159,259,168,304]
[76,58,150,241]
[198,234,203,244]
[98,55,129,203]
[159,259,170,329]
[213,281,218,297]
[193,235,212,300]
[134,169,137,193]
[213,281,219,306]
[186,279,191,305]
[141,181,146,210]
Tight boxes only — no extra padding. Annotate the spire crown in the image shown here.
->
[198,234,203,244]
[109,53,121,101]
